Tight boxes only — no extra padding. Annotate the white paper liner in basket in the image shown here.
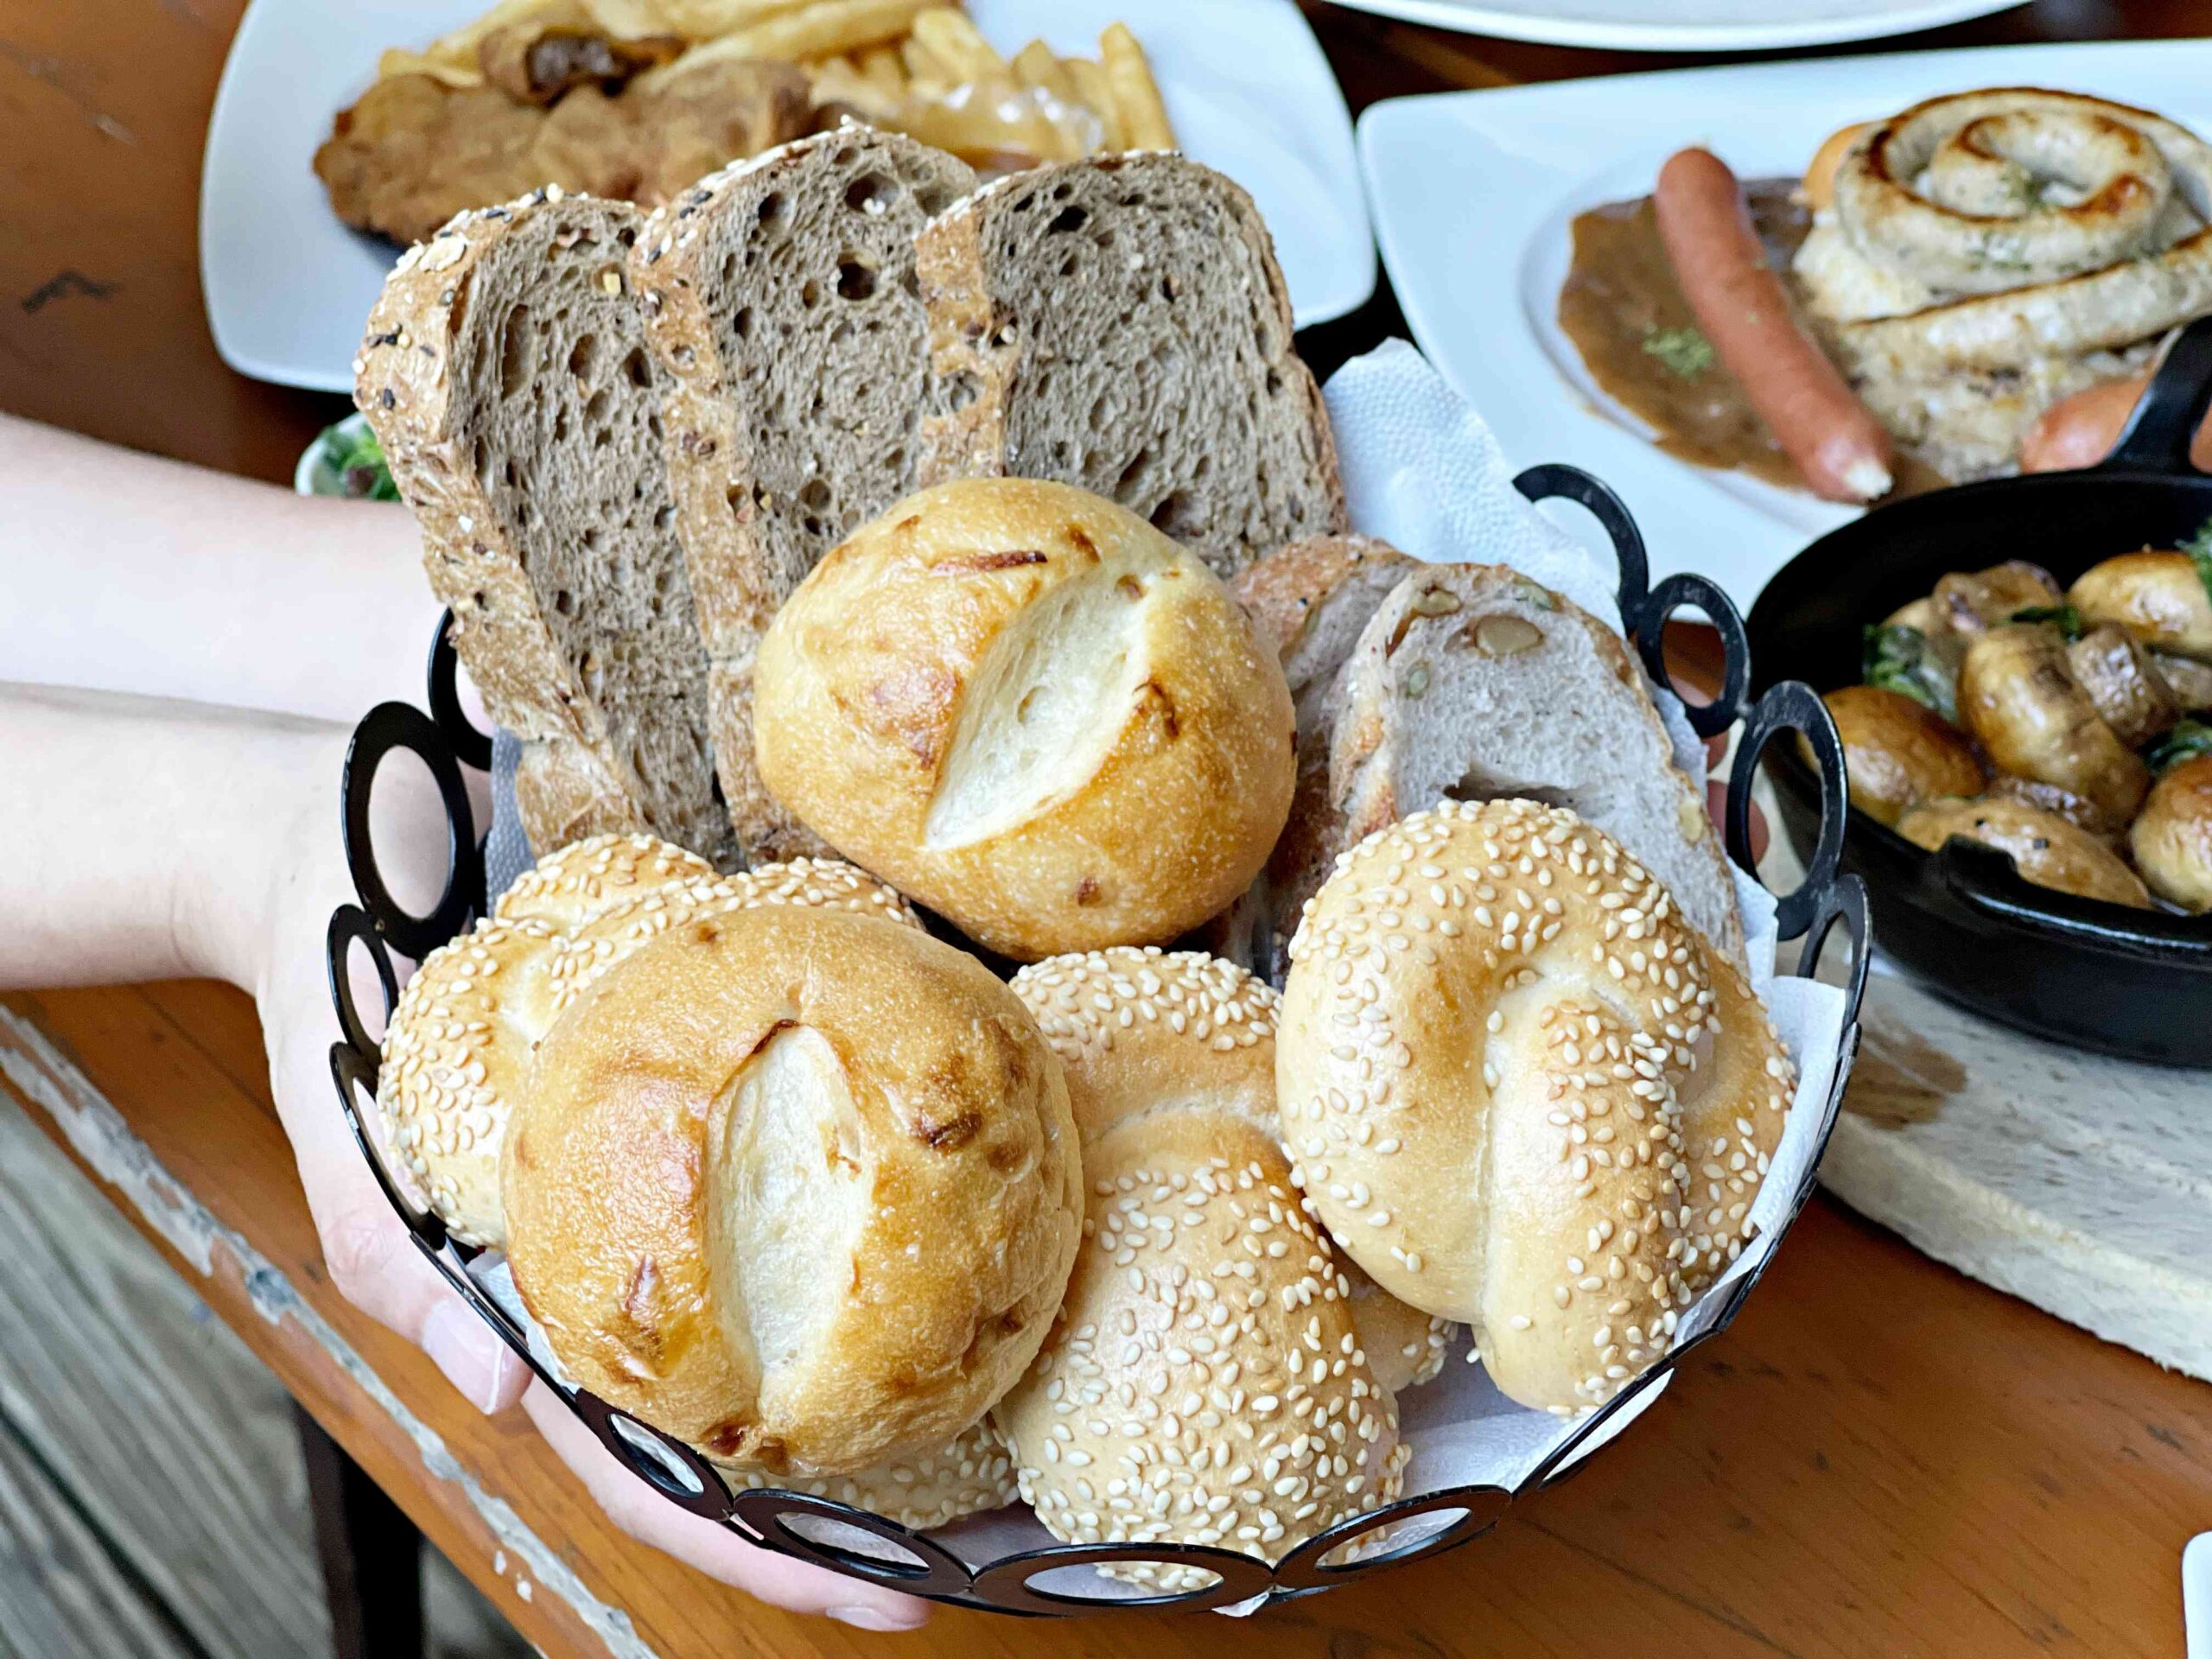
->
[470,342,1853,1611]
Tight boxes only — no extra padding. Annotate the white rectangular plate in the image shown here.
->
[202,0,1370,393]
[1358,38,2212,607]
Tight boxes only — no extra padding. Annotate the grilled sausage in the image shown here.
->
[1654,148,1895,503]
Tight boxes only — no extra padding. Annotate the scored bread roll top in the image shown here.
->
[376,835,917,1249]
[504,903,1082,1477]
[751,479,1296,961]
[1279,800,1795,1415]
[1003,949,1406,1581]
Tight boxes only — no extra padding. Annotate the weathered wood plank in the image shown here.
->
[0,1414,198,1659]
[0,1089,329,1659]
[0,1085,531,1658]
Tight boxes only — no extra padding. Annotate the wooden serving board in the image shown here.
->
[1821,968,2212,1382]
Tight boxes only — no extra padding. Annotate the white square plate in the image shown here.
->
[202,0,1370,393]
[1358,38,2212,607]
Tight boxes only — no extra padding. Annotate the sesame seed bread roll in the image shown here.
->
[1004,948,1408,1584]
[490,833,715,929]
[376,834,916,1249]
[505,904,1082,1477]
[1278,800,1796,1416]
[718,1418,1018,1530]
[1341,1259,1452,1395]
[750,478,1296,961]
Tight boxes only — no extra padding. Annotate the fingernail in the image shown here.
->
[424,1300,513,1413]
[830,1605,925,1632]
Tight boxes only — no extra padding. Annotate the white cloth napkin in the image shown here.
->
[1327,338,1626,632]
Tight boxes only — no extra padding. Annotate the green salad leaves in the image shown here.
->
[320,419,398,502]
[1641,326,1715,381]
[1862,623,1957,721]
[2185,514,2212,606]
[2008,603,2086,641]
[2148,717,2212,773]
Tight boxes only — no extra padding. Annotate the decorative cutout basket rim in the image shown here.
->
[324,462,1869,1617]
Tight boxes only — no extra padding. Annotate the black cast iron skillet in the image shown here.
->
[1747,313,2212,1068]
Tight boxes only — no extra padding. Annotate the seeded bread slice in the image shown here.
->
[633,129,978,863]
[917,152,1345,582]
[1210,535,1417,982]
[1328,564,1746,965]
[357,188,736,868]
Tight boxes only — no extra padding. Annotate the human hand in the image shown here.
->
[0,686,928,1631]
[1706,731,1770,861]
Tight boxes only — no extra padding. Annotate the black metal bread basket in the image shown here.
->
[326,464,1868,1617]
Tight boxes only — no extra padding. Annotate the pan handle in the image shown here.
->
[1936,840,2212,961]
[2098,314,2212,475]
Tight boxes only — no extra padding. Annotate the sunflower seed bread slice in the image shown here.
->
[917,152,1345,582]
[633,129,978,864]
[1211,535,1417,982]
[1328,563,1746,965]
[357,189,736,868]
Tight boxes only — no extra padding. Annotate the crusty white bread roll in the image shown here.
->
[504,903,1083,1477]
[377,834,916,1248]
[751,479,1296,961]
[1003,948,1408,1584]
[719,1419,1019,1531]
[1278,800,1796,1415]
[1341,1259,1452,1396]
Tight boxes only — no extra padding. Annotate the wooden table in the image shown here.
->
[4,2,2211,1654]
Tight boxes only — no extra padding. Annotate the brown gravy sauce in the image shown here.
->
[1558,179,1948,498]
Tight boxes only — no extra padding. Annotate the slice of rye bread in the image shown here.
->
[1327,563,1747,965]
[632,129,978,863]
[1207,535,1417,982]
[357,188,736,868]
[915,152,1346,582]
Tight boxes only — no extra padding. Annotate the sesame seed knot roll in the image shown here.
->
[1277,800,1795,1416]
[1003,948,1409,1587]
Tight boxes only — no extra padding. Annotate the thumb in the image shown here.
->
[312,1173,530,1414]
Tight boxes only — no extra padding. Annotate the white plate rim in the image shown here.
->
[1319,0,2024,52]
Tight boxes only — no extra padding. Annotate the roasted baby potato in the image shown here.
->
[1898,797,2151,908]
[2065,623,2180,749]
[2069,550,2212,663]
[1821,685,1984,826]
[1958,624,2150,829]
[2131,754,2212,912]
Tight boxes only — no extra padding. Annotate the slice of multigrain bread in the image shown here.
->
[1328,563,1747,965]
[632,129,978,863]
[916,152,1345,582]
[357,188,736,868]
[1211,535,1417,982]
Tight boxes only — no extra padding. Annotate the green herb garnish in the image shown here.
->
[321,419,398,502]
[2010,603,2086,641]
[2183,514,2212,607]
[1641,326,1715,381]
[1863,622,1957,721]
[2147,717,2212,773]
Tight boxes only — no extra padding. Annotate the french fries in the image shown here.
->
[1011,39,1077,105]
[378,45,488,88]
[911,9,1006,81]
[1099,22,1173,150]
[373,0,1173,176]
[1065,57,1125,151]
